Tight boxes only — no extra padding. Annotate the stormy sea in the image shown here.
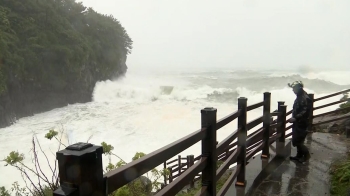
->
[1,68,350,188]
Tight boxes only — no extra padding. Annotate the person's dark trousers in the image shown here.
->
[290,123,310,162]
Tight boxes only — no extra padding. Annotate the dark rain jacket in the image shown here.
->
[292,90,312,145]
[292,90,312,128]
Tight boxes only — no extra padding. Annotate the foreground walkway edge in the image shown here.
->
[248,132,350,196]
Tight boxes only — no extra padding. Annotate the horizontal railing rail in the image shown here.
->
[313,107,350,118]
[104,128,207,194]
[314,89,350,102]
[216,110,241,130]
[247,101,264,111]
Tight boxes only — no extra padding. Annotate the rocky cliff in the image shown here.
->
[0,0,132,127]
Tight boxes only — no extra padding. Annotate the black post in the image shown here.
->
[187,155,195,188]
[346,125,350,138]
[261,92,271,159]
[53,143,104,196]
[201,107,217,196]
[163,162,167,186]
[276,105,289,158]
[308,93,314,132]
[278,102,285,108]
[169,167,173,183]
[278,105,287,142]
[235,98,247,187]
[178,155,182,175]
[277,102,285,142]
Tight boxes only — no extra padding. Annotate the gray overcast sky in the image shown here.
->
[78,0,350,72]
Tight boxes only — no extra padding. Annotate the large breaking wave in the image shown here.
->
[92,70,350,105]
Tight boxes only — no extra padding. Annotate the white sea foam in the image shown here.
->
[0,69,347,190]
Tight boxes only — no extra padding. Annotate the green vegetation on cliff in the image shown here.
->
[0,0,132,95]
[330,154,350,196]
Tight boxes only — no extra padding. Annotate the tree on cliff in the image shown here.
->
[0,0,132,96]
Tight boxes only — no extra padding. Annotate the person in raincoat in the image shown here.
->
[287,81,312,163]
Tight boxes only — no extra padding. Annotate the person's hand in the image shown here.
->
[288,118,296,123]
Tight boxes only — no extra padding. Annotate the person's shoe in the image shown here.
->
[290,154,302,160]
[298,154,311,163]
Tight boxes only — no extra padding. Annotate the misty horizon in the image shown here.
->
[78,0,350,72]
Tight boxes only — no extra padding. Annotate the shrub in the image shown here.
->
[1,128,168,196]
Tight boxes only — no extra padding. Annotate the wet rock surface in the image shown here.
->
[250,132,350,196]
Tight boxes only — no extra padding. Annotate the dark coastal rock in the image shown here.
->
[0,61,127,128]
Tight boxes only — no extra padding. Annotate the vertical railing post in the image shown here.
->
[163,162,168,186]
[261,92,271,159]
[276,105,288,158]
[308,93,314,132]
[53,143,104,196]
[187,155,195,188]
[201,107,217,196]
[280,105,287,141]
[235,98,247,187]
[178,155,182,175]
[278,101,285,109]
[169,167,173,183]
[277,102,285,142]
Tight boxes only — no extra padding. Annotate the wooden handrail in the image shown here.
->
[194,155,201,161]
[167,158,178,165]
[104,128,207,194]
[167,146,238,177]
[313,107,350,118]
[216,128,239,155]
[225,141,238,151]
[247,127,264,138]
[314,89,350,102]
[285,132,292,138]
[169,163,187,171]
[247,101,264,111]
[216,110,241,130]
[246,116,263,130]
[165,89,350,190]
[314,98,350,111]
[271,111,280,116]
[246,128,264,147]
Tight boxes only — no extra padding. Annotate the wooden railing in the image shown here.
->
[53,89,350,196]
